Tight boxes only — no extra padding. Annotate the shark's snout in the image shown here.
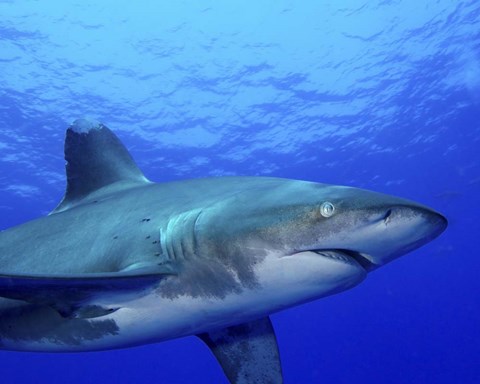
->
[354,203,448,269]
[376,204,447,236]
[421,208,448,238]
[392,205,447,254]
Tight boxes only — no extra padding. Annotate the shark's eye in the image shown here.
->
[320,202,335,217]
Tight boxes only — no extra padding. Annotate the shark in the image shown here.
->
[0,119,447,383]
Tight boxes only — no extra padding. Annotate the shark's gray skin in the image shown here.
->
[0,119,447,383]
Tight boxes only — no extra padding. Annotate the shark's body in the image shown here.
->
[0,120,447,383]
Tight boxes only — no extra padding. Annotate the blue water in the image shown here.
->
[0,1,479,383]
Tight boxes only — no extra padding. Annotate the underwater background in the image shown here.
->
[0,1,478,383]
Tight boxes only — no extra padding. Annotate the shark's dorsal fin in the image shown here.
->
[52,119,150,214]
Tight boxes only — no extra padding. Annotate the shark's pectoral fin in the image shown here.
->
[0,266,172,319]
[198,317,283,384]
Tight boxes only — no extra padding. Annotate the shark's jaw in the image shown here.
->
[309,249,376,271]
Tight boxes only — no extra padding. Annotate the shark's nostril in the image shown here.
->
[383,209,393,223]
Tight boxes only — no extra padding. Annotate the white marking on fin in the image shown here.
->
[70,118,102,134]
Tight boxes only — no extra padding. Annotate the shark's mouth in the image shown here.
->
[311,249,376,271]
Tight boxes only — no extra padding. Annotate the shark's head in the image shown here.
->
[265,182,448,271]
[187,178,447,306]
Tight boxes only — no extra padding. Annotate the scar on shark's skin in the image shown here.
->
[0,119,447,383]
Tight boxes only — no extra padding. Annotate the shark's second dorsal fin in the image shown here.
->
[52,119,150,214]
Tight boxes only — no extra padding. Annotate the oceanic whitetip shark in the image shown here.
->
[0,119,447,383]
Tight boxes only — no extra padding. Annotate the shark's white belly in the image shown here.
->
[0,287,271,352]
[0,253,364,352]
[106,252,364,350]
